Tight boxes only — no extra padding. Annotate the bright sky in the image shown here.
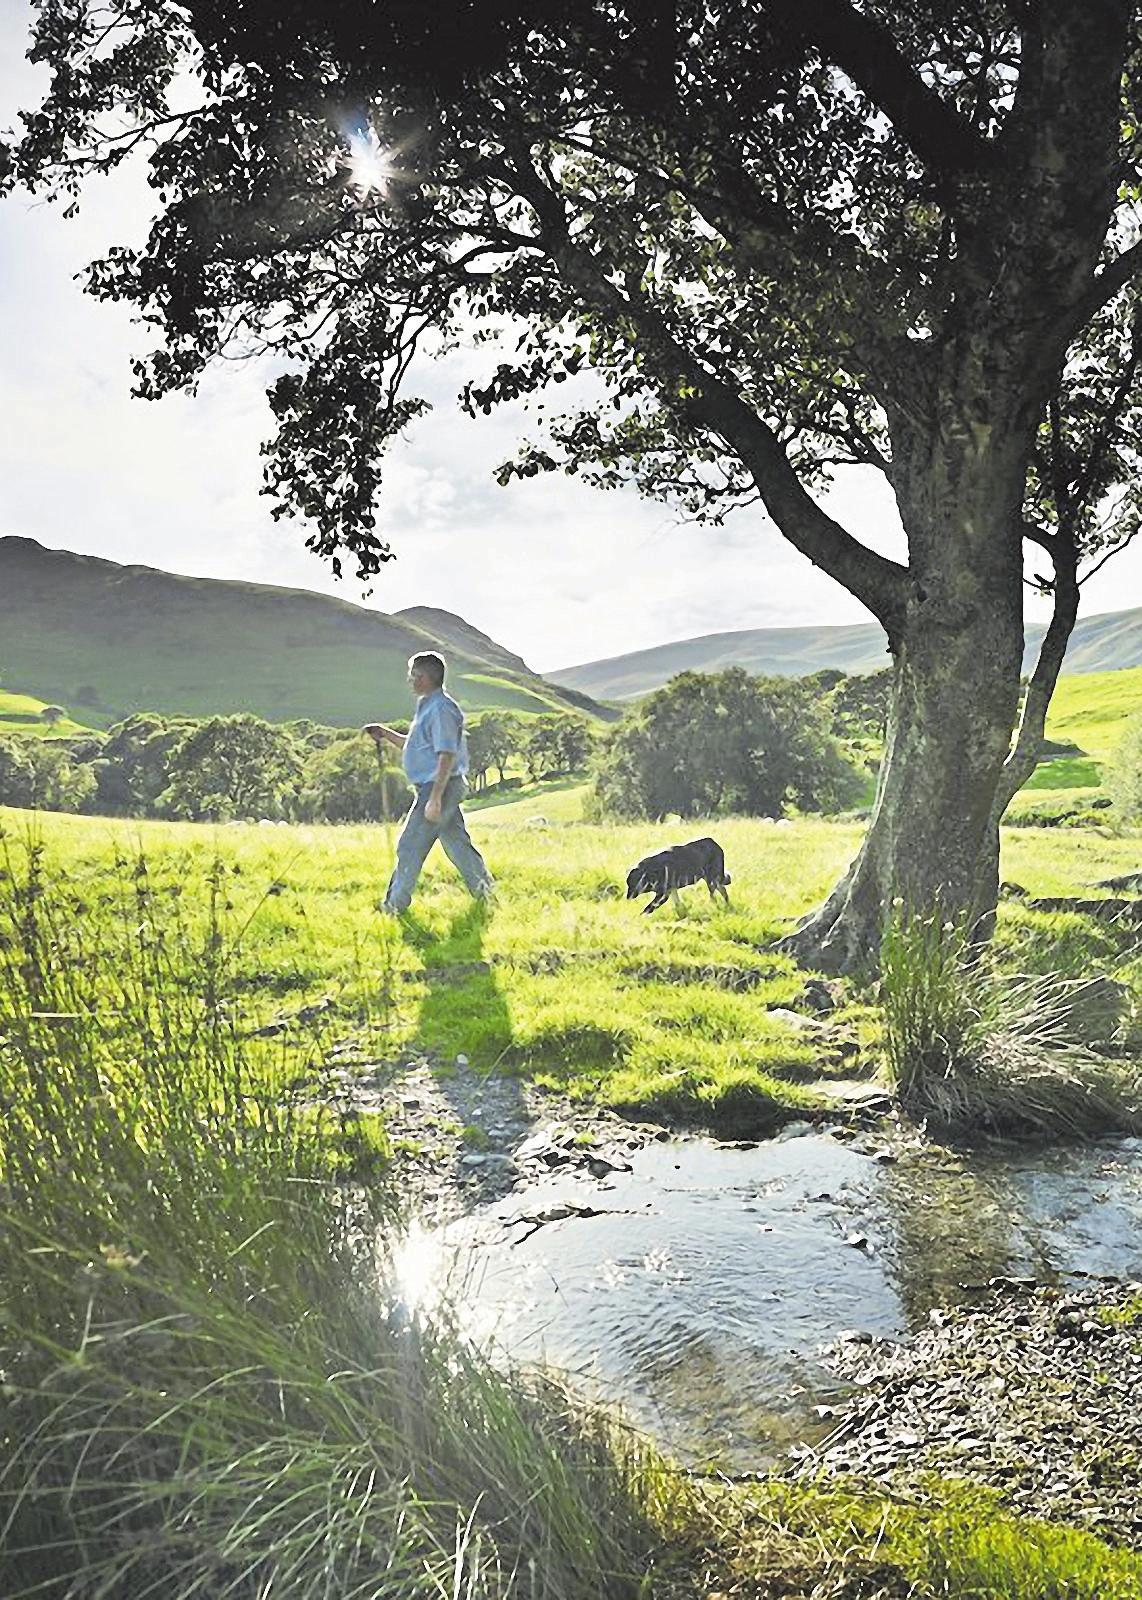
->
[3,1,1141,674]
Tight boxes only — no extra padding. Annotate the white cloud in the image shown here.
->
[2,0,1136,675]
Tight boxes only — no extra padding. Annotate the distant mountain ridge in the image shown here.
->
[0,537,609,727]
[550,609,1142,700]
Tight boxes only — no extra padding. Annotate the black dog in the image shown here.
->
[626,836,731,914]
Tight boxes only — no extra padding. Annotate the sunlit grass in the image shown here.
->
[0,845,693,1600]
[712,1478,1142,1599]
[6,811,1142,1593]
[8,804,1142,1125]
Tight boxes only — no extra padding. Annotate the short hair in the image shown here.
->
[408,651,446,687]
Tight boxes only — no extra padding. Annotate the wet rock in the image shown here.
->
[587,1152,633,1178]
[800,977,844,1013]
[1026,895,1142,922]
[1054,1307,1104,1340]
[516,1127,576,1167]
[817,1279,1142,1547]
[775,1119,816,1142]
[1092,872,1142,892]
[767,1008,832,1036]
[845,1231,871,1251]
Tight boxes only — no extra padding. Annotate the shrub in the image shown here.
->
[299,732,408,821]
[25,739,97,812]
[160,714,302,821]
[0,737,35,807]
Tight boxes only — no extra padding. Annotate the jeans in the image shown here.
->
[383,776,492,912]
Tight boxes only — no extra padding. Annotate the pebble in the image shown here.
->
[818,1280,1142,1547]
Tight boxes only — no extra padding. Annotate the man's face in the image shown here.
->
[408,665,433,696]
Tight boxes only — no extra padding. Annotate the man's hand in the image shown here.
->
[362,723,386,744]
[424,793,442,823]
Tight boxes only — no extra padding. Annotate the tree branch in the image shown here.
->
[992,538,1079,818]
[1057,238,1142,346]
[772,0,995,178]
[503,140,909,639]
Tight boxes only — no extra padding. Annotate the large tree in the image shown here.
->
[6,0,1142,967]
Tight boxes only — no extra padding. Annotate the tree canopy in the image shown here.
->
[593,667,865,820]
[7,0,1142,966]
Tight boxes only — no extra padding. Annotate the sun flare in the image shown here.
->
[347,128,394,195]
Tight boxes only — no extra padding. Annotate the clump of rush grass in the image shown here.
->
[880,903,1142,1137]
[0,833,693,1600]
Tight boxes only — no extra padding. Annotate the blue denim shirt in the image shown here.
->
[402,688,468,784]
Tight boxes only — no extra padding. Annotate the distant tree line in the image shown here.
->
[464,711,595,790]
[0,707,601,822]
[0,676,885,823]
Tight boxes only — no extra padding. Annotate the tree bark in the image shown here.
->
[784,417,1029,974]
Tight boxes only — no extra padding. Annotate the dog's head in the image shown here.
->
[626,864,652,899]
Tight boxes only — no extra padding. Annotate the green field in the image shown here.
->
[5,799,1142,1597]
[5,800,1141,1127]
[1043,665,1142,760]
[1005,664,1142,805]
[0,688,93,739]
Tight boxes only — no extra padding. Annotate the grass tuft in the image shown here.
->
[880,905,1142,1136]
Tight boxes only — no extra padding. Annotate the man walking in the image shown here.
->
[364,652,493,914]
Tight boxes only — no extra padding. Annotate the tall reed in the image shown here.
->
[0,835,686,1599]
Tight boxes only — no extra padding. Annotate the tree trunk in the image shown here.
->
[970,546,1080,931]
[785,427,1028,974]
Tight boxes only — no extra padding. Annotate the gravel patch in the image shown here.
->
[807,1278,1142,1546]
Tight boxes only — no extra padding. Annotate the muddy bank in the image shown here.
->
[331,1050,890,1220]
[813,1278,1142,1546]
[332,1057,672,1219]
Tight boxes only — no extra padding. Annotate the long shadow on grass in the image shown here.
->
[402,899,529,1151]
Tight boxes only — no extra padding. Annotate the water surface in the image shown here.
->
[400,1130,1142,1468]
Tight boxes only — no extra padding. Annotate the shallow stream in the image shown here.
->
[396,1129,1142,1469]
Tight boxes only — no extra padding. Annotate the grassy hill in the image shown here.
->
[1041,666,1142,762]
[1007,664,1142,817]
[551,609,1142,701]
[0,538,609,728]
[0,689,92,740]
